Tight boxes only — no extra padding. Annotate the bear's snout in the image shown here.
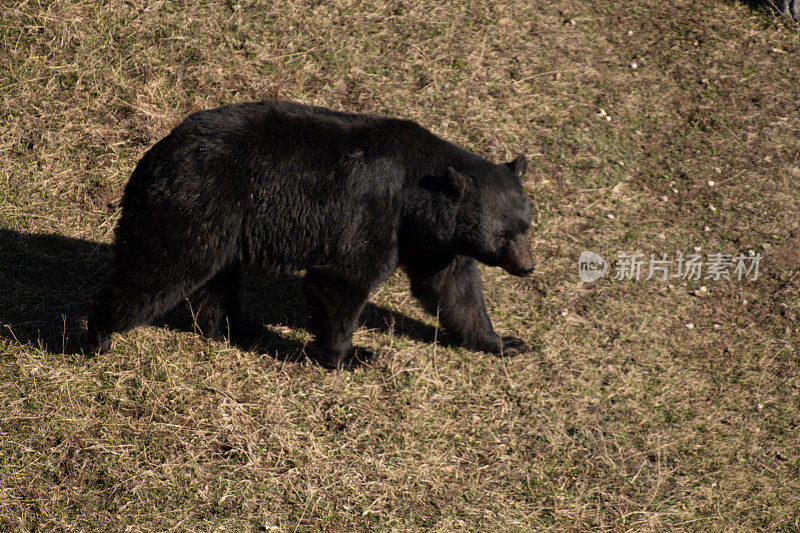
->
[503,235,534,277]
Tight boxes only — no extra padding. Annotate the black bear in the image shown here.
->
[88,100,534,369]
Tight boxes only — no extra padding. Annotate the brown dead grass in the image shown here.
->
[1,0,799,531]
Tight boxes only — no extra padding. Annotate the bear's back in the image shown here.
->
[118,100,493,272]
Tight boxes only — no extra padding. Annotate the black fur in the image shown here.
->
[88,100,534,369]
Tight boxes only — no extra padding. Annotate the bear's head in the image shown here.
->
[447,154,534,277]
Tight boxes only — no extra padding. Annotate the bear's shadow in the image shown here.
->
[0,228,446,359]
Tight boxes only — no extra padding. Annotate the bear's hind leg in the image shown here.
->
[88,252,231,353]
[88,279,190,353]
[181,264,242,342]
[302,268,373,370]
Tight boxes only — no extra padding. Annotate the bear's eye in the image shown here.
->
[498,236,508,248]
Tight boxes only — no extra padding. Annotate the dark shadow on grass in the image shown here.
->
[235,269,451,352]
[0,228,445,359]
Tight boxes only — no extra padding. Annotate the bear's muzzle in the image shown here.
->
[503,235,534,277]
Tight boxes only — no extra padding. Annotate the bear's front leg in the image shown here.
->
[303,268,375,370]
[404,254,530,356]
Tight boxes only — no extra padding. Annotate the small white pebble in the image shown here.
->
[743,299,748,305]
[660,195,669,202]
[699,285,708,293]
[708,204,717,212]
[606,213,615,219]
[634,130,643,135]
[657,232,666,240]
[630,62,638,69]
[561,309,568,316]
[598,108,607,117]
[715,167,722,174]
[693,246,702,252]
[757,402,764,411]
[686,323,695,329]
[707,180,715,187]
[669,180,676,186]
[627,30,634,36]
[704,225,711,232]
[713,323,721,329]
[605,115,611,122]
[671,187,678,193]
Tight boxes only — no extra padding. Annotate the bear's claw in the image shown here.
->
[498,336,530,357]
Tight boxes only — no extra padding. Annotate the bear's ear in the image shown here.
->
[418,167,469,200]
[506,153,527,179]
[418,167,469,199]
[444,167,468,199]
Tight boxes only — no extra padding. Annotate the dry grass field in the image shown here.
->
[1,0,799,530]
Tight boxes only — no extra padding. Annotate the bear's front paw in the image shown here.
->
[314,347,375,370]
[497,336,530,357]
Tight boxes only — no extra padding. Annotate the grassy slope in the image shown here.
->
[1,0,799,530]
